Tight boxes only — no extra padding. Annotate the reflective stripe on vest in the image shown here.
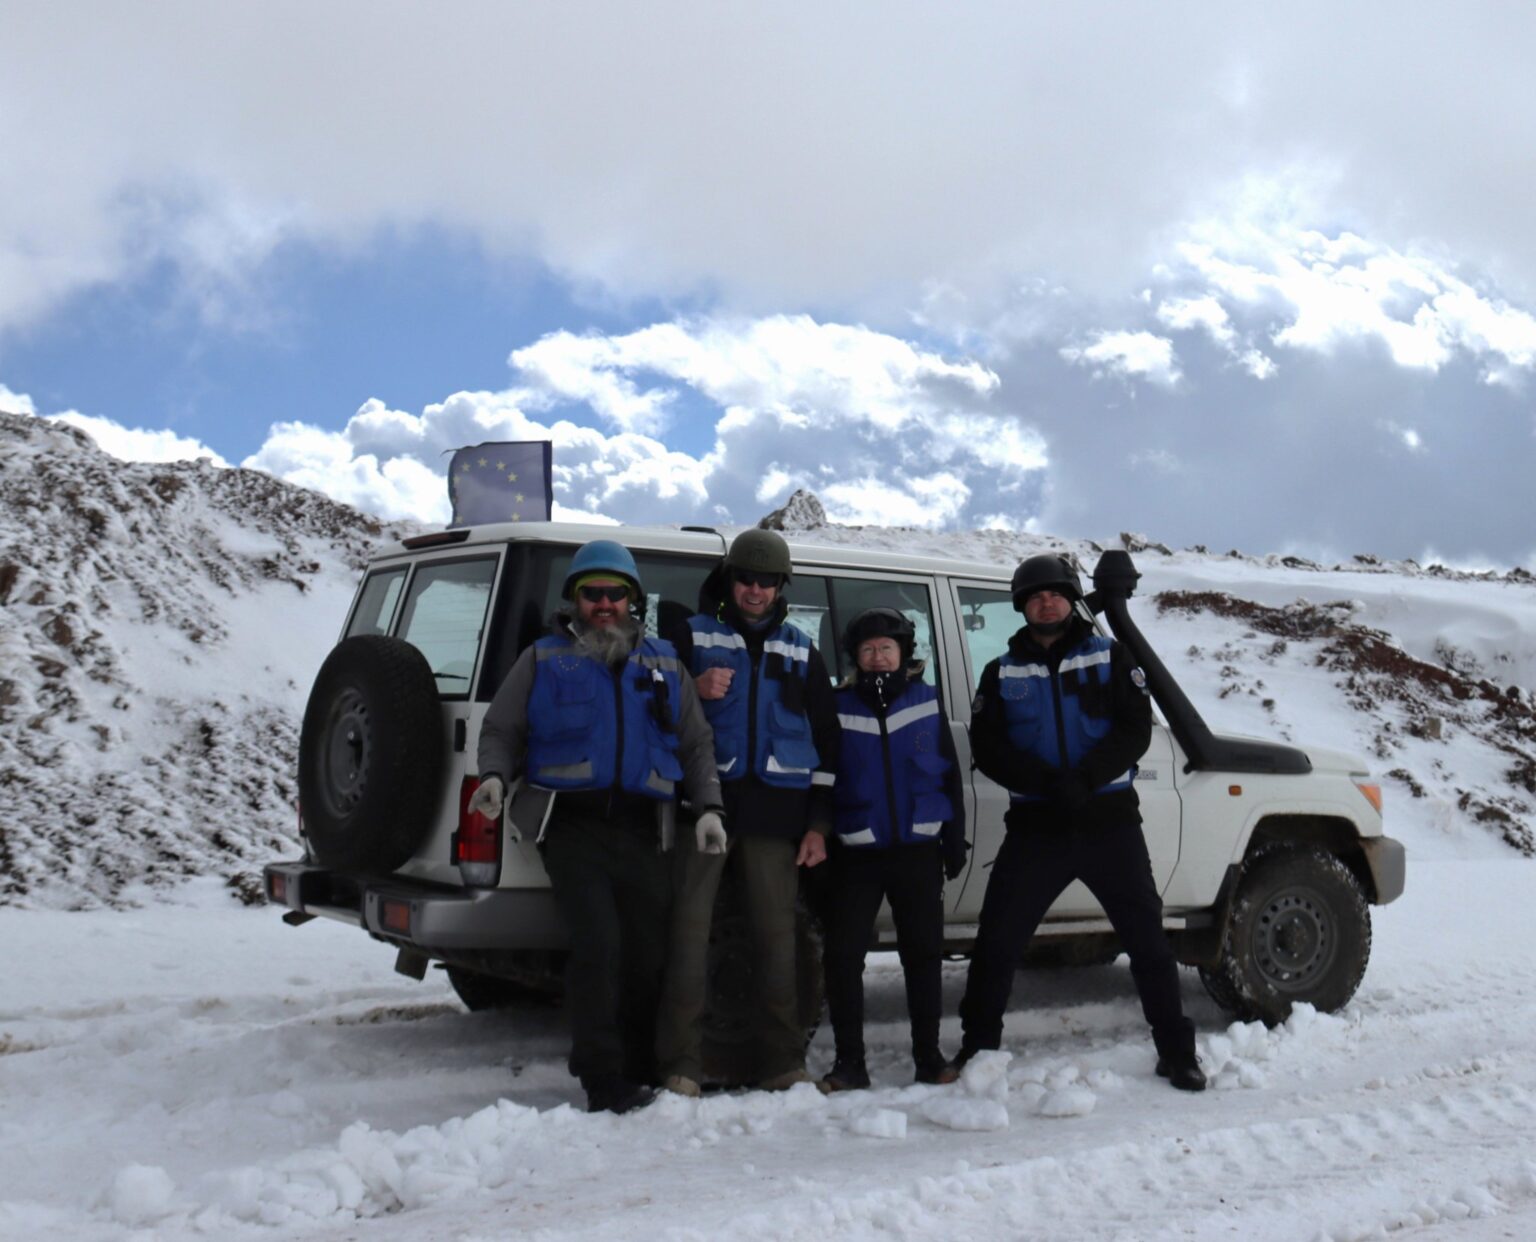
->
[525,633,685,800]
[687,614,819,789]
[996,633,1134,803]
[832,681,953,847]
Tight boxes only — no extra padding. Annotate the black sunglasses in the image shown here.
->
[732,569,781,589]
[578,584,631,604]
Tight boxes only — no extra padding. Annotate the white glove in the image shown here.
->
[695,811,727,855]
[467,776,505,821]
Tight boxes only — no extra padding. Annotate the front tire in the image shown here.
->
[1199,846,1371,1025]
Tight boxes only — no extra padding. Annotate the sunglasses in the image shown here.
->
[732,570,781,589]
[578,584,632,604]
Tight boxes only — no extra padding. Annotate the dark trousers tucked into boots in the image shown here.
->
[823,842,946,1062]
[540,816,672,1087]
[959,818,1192,1055]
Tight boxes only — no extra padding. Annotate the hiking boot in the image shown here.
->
[818,1056,871,1093]
[663,1074,702,1098]
[951,1043,986,1073]
[1155,1056,1208,1093]
[583,1074,657,1114]
[759,1067,814,1092]
[913,1049,959,1085]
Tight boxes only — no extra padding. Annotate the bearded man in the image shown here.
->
[472,540,723,1114]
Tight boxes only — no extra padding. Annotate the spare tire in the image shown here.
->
[298,635,444,874]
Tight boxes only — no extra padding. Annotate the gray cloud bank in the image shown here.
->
[4,2,1536,565]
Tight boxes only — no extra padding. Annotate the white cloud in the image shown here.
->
[1156,295,1235,348]
[1172,222,1536,383]
[2,389,230,465]
[0,383,37,415]
[235,315,1039,529]
[822,473,970,528]
[1061,330,1181,388]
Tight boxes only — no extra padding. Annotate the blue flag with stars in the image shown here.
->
[447,441,554,527]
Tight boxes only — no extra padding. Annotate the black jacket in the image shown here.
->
[970,615,1151,833]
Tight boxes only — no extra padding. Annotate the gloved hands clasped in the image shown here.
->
[467,776,505,822]
[695,810,728,855]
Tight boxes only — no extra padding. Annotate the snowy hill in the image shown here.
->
[5,418,1536,1239]
[3,413,1534,912]
[0,412,414,906]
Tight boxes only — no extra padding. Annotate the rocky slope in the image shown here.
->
[0,412,411,906]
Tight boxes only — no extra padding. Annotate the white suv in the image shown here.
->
[265,523,1405,1071]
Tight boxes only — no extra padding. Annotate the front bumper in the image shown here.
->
[1361,835,1407,905]
[262,861,568,951]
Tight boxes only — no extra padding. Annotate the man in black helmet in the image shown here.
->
[955,553,1206,1091]
[656,527,840,1095]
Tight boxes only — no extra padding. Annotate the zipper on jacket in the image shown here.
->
[1050,651,1070,773]
[877,707,900,845]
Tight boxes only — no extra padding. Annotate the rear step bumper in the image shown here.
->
[262,861,568,951]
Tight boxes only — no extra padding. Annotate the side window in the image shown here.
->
[957,586,1017,693]
[395,557,498,697]
[821,577,939,688]
[346,567,407,638]
[778,575,833,680]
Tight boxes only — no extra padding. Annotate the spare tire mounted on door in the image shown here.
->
[298,635,444,874]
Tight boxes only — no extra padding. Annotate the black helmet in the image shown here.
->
[843,607,916,665]
[1010,554,1083,612]
[724,529,793,582]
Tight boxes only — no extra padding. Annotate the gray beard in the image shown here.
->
[572,616,640,668]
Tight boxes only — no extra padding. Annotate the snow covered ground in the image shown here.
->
[5,425,1536,1238]
[5,856,1535,1241]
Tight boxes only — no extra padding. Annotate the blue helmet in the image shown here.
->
[562,539,643,600]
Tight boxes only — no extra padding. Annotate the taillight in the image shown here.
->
[455,776,502,887]
[268,871,287,904]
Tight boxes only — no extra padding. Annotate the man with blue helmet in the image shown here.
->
[954,553,1205,1092]
[472,539,724,1114]
[656,528,840,1096]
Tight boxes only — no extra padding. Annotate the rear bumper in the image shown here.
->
[1360,835,1407,905]
[262,861,568,951]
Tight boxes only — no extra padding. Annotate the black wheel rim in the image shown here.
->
[1254,885,1336,992]
[320,687,370,819]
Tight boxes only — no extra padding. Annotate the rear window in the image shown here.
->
[346,567,407,637]
[392,557,498,697]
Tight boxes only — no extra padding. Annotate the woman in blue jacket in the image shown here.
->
[820,608,969,1090]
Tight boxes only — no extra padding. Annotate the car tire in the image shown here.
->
[1199,846,1371,1025]
[445,963,561,1011]
[298,635,444,874]
[700,871,824,1086]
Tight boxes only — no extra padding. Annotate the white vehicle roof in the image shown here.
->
[380,520,1015,585]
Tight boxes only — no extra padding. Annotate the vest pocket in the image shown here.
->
[765,701,818,776]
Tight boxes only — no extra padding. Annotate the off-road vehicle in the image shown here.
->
[265,524,1405,1075]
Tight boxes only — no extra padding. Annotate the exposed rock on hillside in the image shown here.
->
[759,489,828,531]
[1157,590,1536,855]
[0,412,410,906]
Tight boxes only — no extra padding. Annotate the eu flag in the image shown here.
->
[448,441,554,527]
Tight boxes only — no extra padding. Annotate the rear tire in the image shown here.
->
[1199,846,1370,1025]
[298,636,443,874]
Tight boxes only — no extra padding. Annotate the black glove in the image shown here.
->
[942,828,969,881]
[1049,771,1092,813]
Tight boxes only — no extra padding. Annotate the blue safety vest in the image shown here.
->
[996,632,1136,804]
[525,633,686,800]
[686,614,820,789]
[833,680,954,847]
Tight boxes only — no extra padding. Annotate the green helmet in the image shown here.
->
[724,529,793,582]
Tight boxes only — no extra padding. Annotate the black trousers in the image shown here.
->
[540,817,672,1085]
[958,819,1193,1058]
[823,842,946,1061]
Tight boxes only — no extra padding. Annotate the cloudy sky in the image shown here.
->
[3,2,1534,564]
